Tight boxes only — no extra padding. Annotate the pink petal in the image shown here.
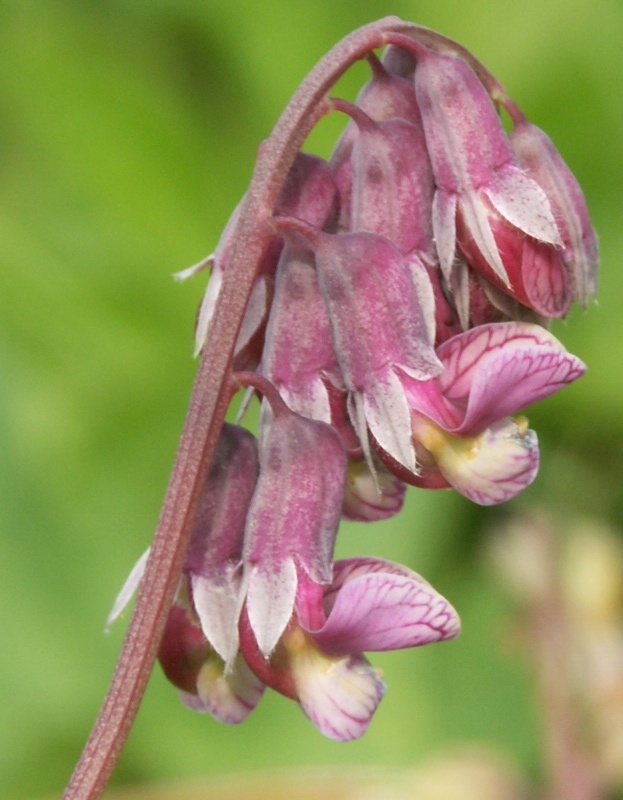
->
[312,558,460,654]
[181,653,265,725]
[433,418,540,505]
[294,651,386,741]
[484,165,562,245]
[435,323,585,435]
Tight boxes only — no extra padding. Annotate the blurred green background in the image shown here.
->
[1,1,621,798]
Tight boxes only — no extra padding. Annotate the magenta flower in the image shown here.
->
[397,322,586,504]
[239,555,459,741]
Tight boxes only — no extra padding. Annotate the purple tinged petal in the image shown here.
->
[185,424,258,577]
[412,414,540,505]
[309,229,442,385]
[293,648,386,742]
[511,120,598,305]
[312,558,460,654]
[348,110,434,255]
[243,409,347,655]
[260,244,337,423]
[190,652,265,725]
[414,49,514,192]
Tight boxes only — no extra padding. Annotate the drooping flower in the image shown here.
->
[239,556,460,740]
[395,322,587,504]
[181,152,337,361]
[108,424,265,724]
[412,45,571,318]
[233,388,459,739]
[272,218,441,474]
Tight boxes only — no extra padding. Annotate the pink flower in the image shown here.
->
[396,322,586,504]
[239,557,459,740]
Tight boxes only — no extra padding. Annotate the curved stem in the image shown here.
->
[61,15,425,800]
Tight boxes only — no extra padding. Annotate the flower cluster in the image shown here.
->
[113,31,596,740]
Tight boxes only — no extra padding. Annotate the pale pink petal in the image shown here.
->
[192,568,243,667]
[484,166,562,245]
[364,369,417,473]
[245,559,298,657]
[460,191,508,284]
[187,653,265,724]
[294,651,386,741]
[431,189,457,281]
[432,417,540,505]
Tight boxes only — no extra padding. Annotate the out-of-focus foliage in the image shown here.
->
[1,1,621,798]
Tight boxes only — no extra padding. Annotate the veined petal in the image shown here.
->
[413,415,539,505]
[458,336,586,435]
[245,559,298,657]
[435,322,586,434]
[312,558,460,654]
[289,633,386,741]
[188,652,265,725]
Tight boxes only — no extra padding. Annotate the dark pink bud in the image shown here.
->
[193,153,337,357]
[331,53,423,231]
[260,243,339,422]
[510,119,598,306]
[334,100,434,256]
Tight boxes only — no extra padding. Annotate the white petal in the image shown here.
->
[485,166,562,245]
[364,370,417,474]
[192,568,243,667]
[432,190,457,282]
[106,548,150,630]
[246,559,298,657]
